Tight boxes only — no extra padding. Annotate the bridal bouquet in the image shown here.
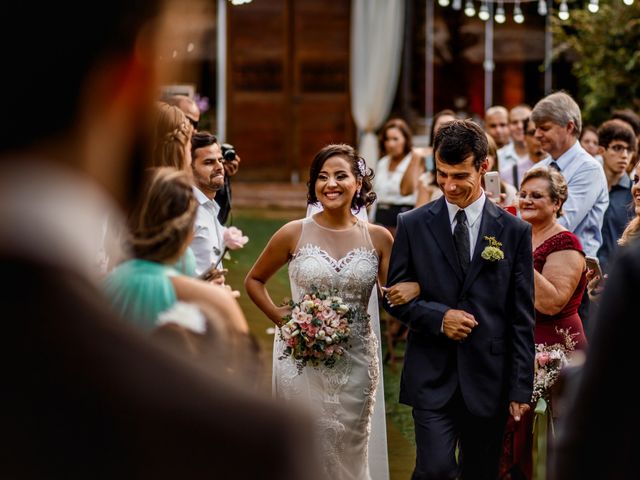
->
[531,327,578,403]
[279,286,357,372]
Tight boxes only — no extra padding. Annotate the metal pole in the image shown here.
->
[544,0,553,94]
[216,0,227,142]
[483,2,494,112]
[426,0,434,134]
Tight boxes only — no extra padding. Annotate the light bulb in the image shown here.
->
[588,0,599,12]
[559,0,570,20]
[538,0,548,15]
[438,0,450,7]
[479,2,490,20]
[464,0,476,16]
[623,0,634,5]
[514,3,525,23]
[495,5,506,23]
[452,0,463,10]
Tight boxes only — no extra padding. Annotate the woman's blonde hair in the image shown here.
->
[520,166,569,217]
[128,167,198,262]
[152,102,193,171]
[619,217,640,246]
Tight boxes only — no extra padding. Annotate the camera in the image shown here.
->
[221,143,236,162]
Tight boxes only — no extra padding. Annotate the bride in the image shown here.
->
[245,144,393,479]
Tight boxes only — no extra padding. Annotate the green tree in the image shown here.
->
[553,1,640,125]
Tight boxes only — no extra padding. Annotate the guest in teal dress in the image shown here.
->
[105,167,247,334]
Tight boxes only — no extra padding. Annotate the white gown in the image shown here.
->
[273,216,389,480]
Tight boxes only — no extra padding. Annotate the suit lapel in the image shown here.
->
[461,199,504,293]
[425,198,464,282]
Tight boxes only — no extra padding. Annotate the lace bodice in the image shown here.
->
[289,217,378,312]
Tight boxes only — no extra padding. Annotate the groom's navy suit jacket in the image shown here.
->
[385,197,535,417]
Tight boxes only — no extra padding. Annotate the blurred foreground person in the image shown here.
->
[0,2,317,478]
[551,240,640,479]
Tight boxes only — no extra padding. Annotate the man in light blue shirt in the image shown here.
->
[531,92,609,257]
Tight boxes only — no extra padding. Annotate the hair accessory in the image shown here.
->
[357,158,366,177]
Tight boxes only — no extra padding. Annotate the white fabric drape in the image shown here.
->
[351,0,405,174]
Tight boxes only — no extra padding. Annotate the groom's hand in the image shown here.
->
[442,309,477,341]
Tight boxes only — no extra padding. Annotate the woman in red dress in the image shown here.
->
[500,166,587,479]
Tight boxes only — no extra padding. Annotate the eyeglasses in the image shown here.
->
[518,191,548,200]
[607,144,633,154]
[187,116,199,130]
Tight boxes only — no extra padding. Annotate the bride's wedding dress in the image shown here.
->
[273,216,389,480]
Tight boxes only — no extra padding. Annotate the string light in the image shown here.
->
[495,1,506,23]
[514,1,525,23]
[464,0,476,16]
[479,1,491,20]
[538,0,548,15]
[436,0,623,22]
[559,0,570,20]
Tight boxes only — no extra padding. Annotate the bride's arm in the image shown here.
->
[383,281,421,306]
[369,222,421,305]
[368,223,394,296]
[244,221,301,326]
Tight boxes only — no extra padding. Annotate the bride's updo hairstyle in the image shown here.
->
[128,167,198,263]
[307,143,376,212]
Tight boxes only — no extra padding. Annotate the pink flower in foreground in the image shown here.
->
[537,352,550,367]
[223,226,248,250]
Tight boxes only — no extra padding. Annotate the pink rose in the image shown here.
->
[223,226,248,250]
[537,352,550,367]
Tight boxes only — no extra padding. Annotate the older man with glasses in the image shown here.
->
[530,92,609,334]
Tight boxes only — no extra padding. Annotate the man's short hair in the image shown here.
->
[434,120,488,170]
[191,131,218,161]
[531,92,583,138]
[598,120,637,150]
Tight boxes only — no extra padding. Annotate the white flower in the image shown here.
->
[156,302,207,334]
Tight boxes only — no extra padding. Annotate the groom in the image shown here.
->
[385,120,535,479]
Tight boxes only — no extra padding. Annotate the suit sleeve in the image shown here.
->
[383,213,451,337]
[508,222,535,403]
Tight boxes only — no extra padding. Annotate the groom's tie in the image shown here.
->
[454,209,470,275]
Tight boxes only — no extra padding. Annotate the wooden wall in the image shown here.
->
[227,0,353,182]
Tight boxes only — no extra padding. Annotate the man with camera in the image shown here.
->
[216,142,240,224]
[167,94,240,224]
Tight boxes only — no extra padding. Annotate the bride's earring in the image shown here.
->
[356,189,361,199]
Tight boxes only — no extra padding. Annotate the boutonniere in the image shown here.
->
[481,236,504,262]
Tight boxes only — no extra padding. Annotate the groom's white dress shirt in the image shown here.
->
[445,192,486,259]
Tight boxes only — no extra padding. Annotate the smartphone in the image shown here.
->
[484,171,501,199]
[585,255,603,278]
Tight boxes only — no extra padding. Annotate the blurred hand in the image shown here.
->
[442,309,477,341]
[586,269,606,300]
[509,401,530,422]
[223,154,241,177]
[485,190,508,206]
[382,282,420,306]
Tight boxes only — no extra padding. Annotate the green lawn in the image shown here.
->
[226,208,415,479]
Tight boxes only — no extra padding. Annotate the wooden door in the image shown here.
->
[227,0,353,182]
